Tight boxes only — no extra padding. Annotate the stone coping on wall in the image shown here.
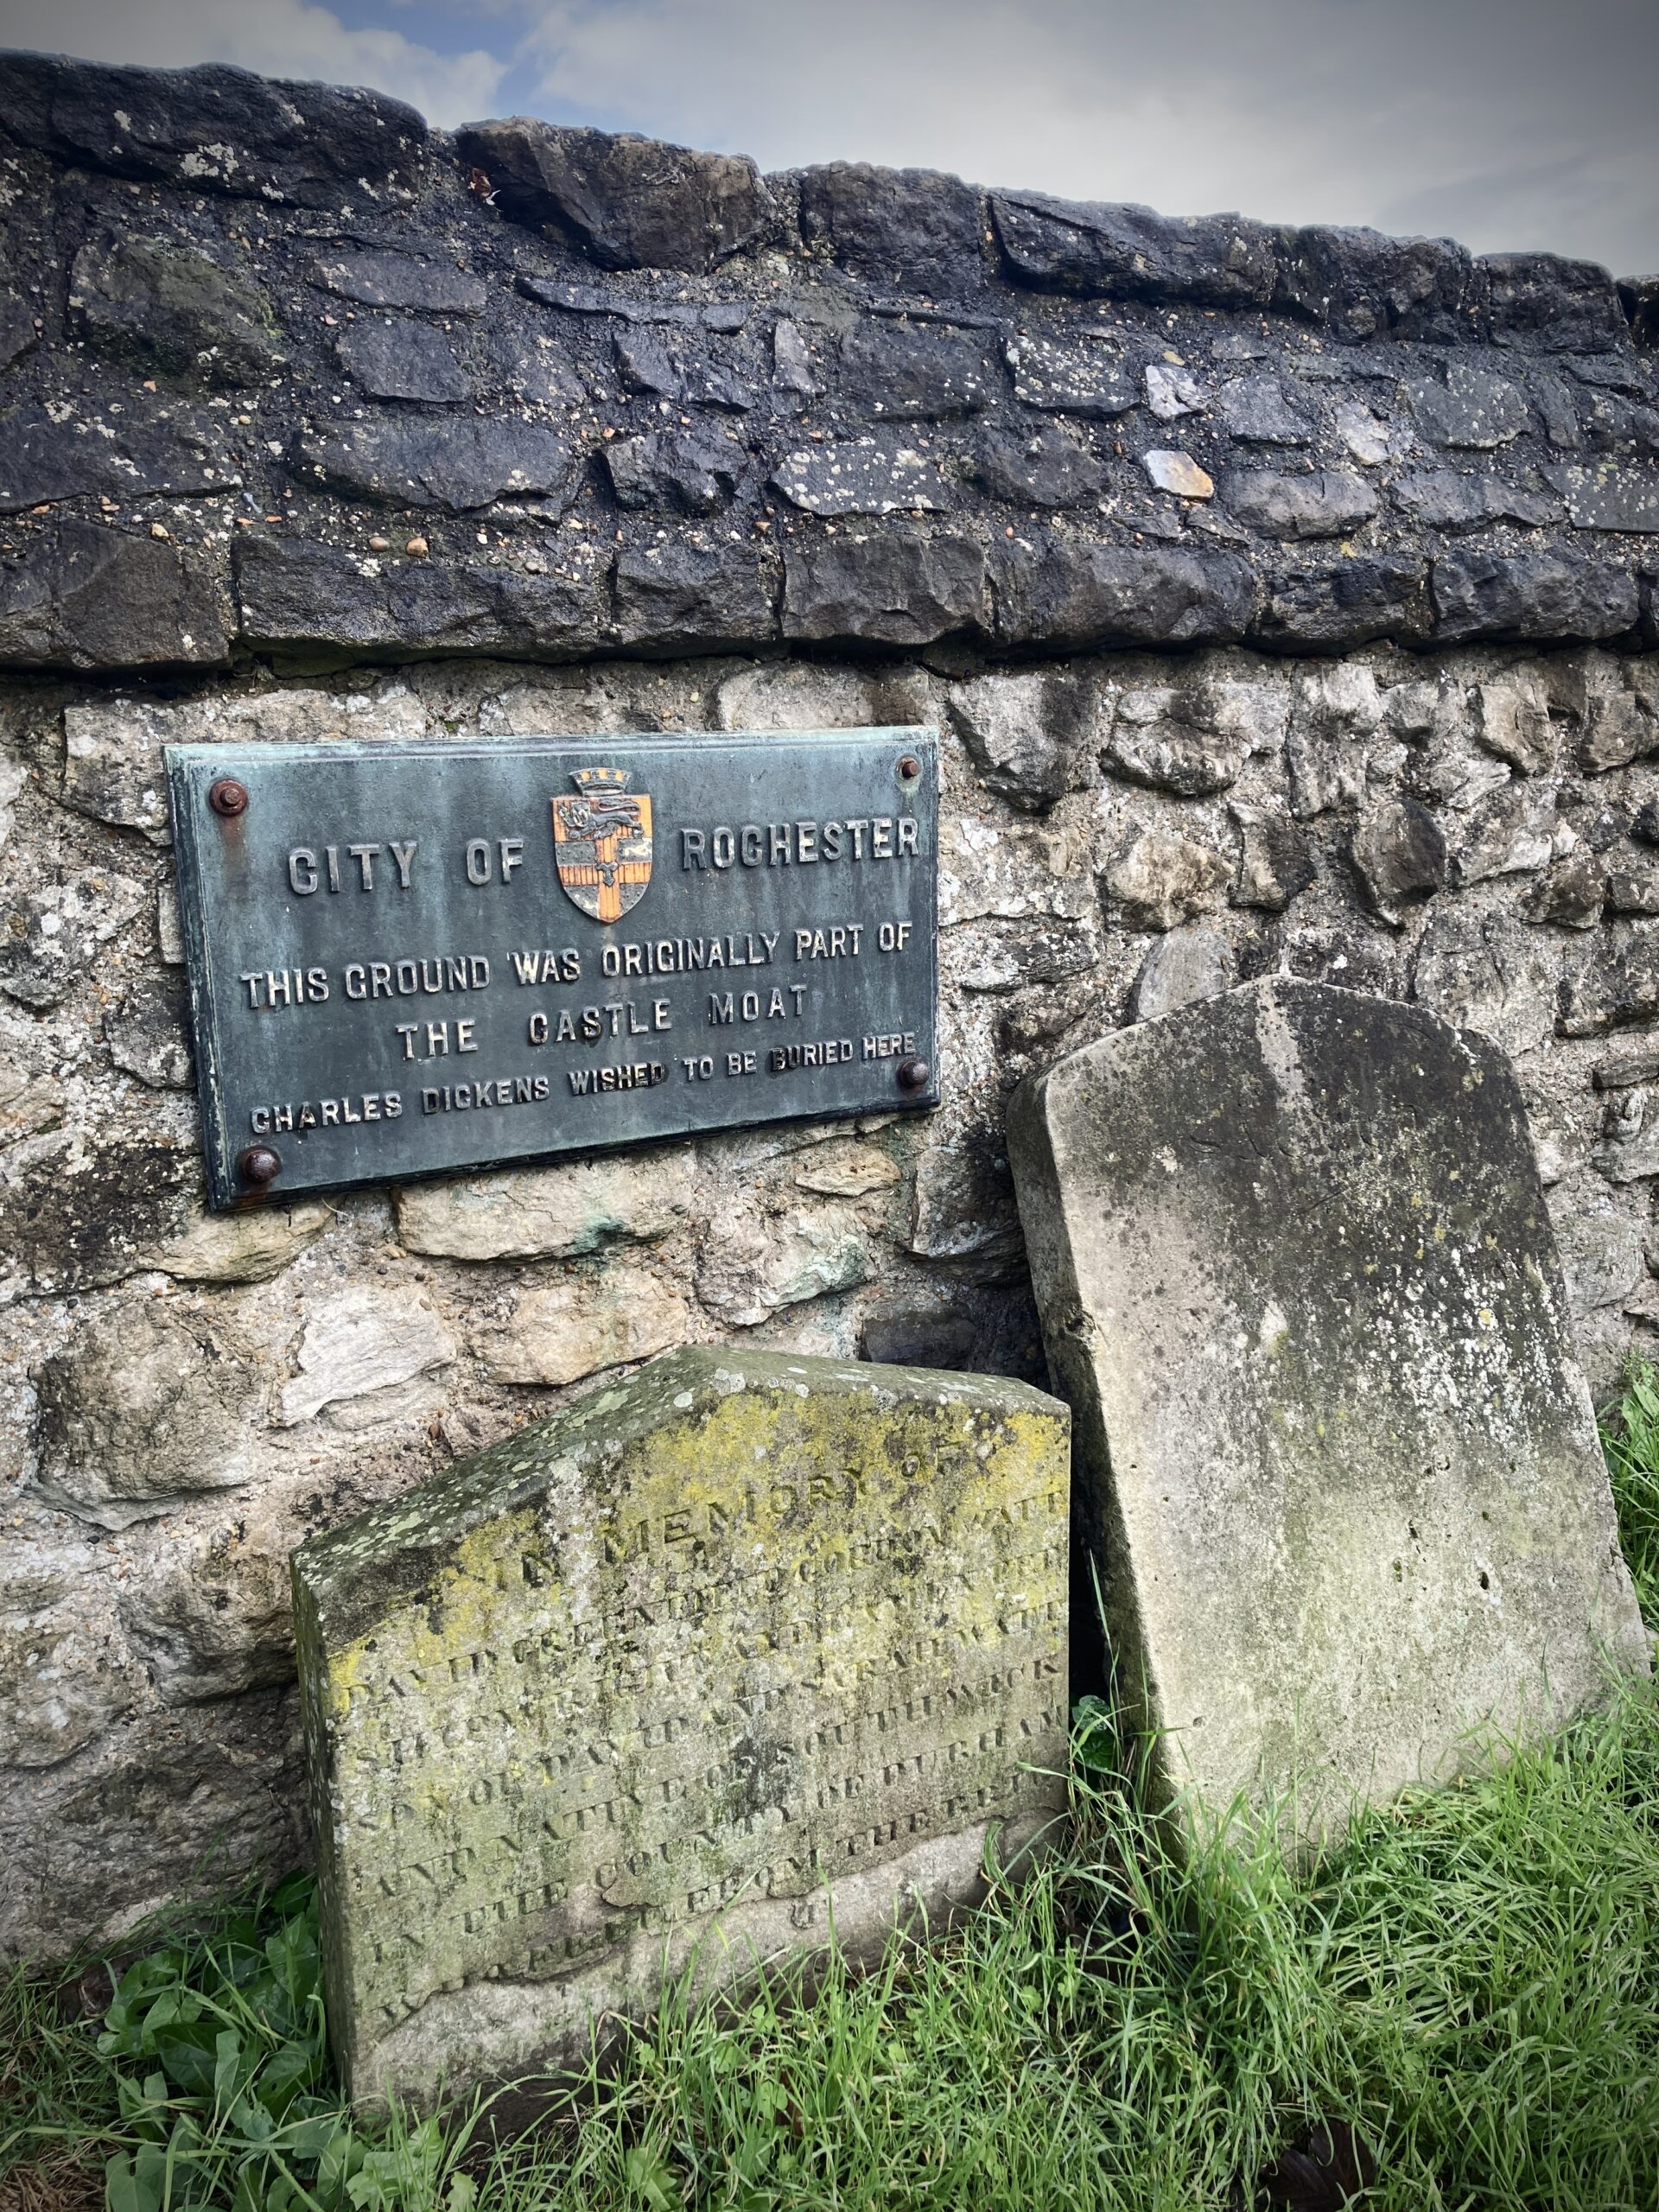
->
[0,49,1656,677]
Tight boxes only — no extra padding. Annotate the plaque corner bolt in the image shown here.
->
[209,778,250,819]
[896,753,923,785]
[237,1144,283,1189]
[896,1056,931,1095]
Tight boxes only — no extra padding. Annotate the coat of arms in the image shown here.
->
[550,766,653,923]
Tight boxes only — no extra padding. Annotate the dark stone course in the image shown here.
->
[968,421,1106,507]
[1408,363,1529,448]
[1484,252,1630,353]
[0,521,231,670]
[517,276,750,332]
[290,420,576,512]
[990,535,1254,649]
[1527,367,1583,449]
[0,54,426,205]
[456,118,774,273]
[1431,549,1639,642]
[1618,276,1659,349]
[1567,353,1650,392]
[1222,470,1377,541]
[857,1307,982,1369]
[0,401,240,514]
[1003,334,1138,416]
[604,429,746,515]
[69,234,283,386]
[684,361,755,412]
[1249,555,1430,651]
[613,539,779,652]
[1576,392,1659,457]
[1214,376,1313,445]
[1558,467,1659,534]
[990,192,1278,307]
[783,531,988,646]
[614,329,683,398]
[0,290,36,369]
[1230,803,1316,909]
[1390,472,1559,531]
[309,252,488,315]
[835,326,999,420]
[234,534,607,663]
[1273,225,1478,341]
[0,51,1653,672]
[798,164,987,290]
[335,321,470,405]
[772,440,947,517]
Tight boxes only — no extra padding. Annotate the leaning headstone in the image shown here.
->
[293,1346,1069,2107]
[1009,977,1648,1842]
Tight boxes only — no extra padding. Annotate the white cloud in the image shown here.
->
[1,0,507,129]
[518,0,1659,272]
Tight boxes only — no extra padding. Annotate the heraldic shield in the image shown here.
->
[550,766,653,923]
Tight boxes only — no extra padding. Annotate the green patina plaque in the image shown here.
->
[292,1346,1069,2107]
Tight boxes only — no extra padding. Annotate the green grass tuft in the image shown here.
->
[1603,1355,1659,1623]
[4,1360,1658,2212]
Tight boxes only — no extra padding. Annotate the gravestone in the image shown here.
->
[292,1345,1069,2107]
[1008,977,1649,1841]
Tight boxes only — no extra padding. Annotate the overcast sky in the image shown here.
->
[2,0,1654,274]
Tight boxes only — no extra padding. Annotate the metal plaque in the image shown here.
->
[166,728,938,1210]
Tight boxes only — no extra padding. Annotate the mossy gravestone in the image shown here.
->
[292,1346,1068,2107]
[1009,977,1649,1843]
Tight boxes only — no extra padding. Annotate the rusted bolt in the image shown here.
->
[209,778,249,818]
[237,1144,283,1188]
[896,1055,931,1093]
[896,753,922,782]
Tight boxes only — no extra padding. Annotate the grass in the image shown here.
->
[4,1358,1659,2212]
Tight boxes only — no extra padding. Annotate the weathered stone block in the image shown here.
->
[989,193,1277,307]
[0,54,427,205]
[1009,977,1648,1842]
[292,1346,1069,2105]
[455,120,773,273]
[798,163,986,289]
[393,1154,690,1262]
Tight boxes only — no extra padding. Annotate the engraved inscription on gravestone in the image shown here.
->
[292,1346,1071,2108]
[165,729,938,1208]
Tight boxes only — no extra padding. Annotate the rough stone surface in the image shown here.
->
[0,54,426,205]
[1008,978,1649,1839]
[476,1268,694,1386]
[3,640,1656,1958]
[32,1303,264,1529]
[292,1346,1069,2103]
[1128,926,1237,1021]
[947,670,1088,812]
[0,54,1646,677]
[69,234,283,387]
[0,46,1657,1966]
[393,1154,690,1262]
[456,119,773,272]
[336,321,470,407]
[1223,470,1378,541]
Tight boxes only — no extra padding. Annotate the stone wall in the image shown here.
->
[1,49,1656,1957]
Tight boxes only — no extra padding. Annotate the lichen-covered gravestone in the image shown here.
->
[1009,976,1648,1841]
[292,1346,1068,2107]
